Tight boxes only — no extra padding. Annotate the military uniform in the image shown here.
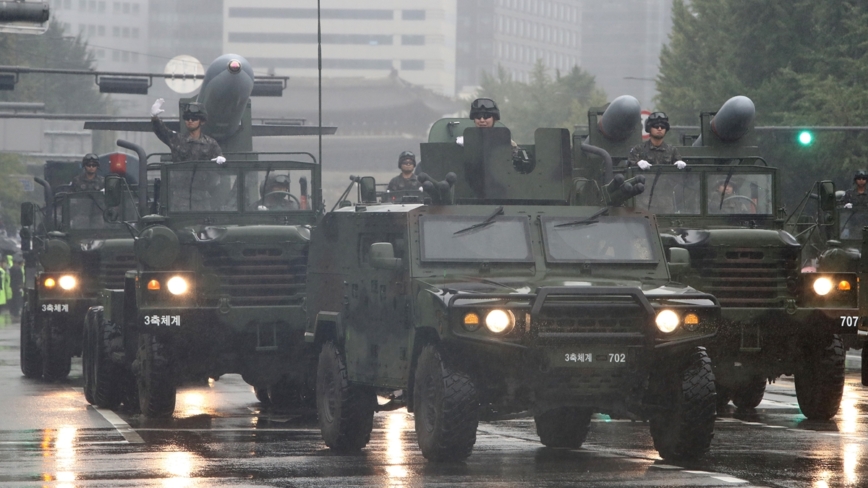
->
[70,173,104,192]
[843,188,868,207]
[152,116,223,163]
[387,174,420,192]
[628,140,682,166]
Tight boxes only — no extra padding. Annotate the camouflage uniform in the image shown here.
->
[69,173,105,192]
[387,174,420,192]
[152,116,223,163]
[843,188,868,207]
[628,140,682,167]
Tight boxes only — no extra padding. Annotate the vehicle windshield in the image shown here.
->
[705,173,774,215]
[63,192,136,230]
[243,169,312,211]
[634,172,701,214]
[167,165,238,212]
[541,216,658,263]
[419,215,533,262]
[839,207,868,241]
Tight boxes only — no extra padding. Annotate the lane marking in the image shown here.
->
[712,475,749,483]
[93,407,145,444]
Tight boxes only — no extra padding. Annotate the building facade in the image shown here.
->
[223,0,458,96]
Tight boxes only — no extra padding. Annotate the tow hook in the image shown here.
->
[785,298,797,315]
[218,297,231,315]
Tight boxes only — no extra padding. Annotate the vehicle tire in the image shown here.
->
[862,346,868,387]
[730,376,766,410]
[136,334,176,418]
[254,386,271,405]
[20,302,42,379]
[84,310,123,409]
[535,407,592,448]
[795,334,845,420]
[413,344,478,462]
[316,341,375,451]
[649,347,716,460]
[41,316,72,381]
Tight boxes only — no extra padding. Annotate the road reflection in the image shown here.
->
[161,450,201,488]
[41,426,77,487]
[384,411,411,484]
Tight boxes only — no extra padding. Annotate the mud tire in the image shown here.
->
[413,344,478,462]
[41,315,71,381]
[20,301,42,379]
[254,386,271,405]
[83,308,123,409]
[730,376,766,410]
[649,347,716,460]
[316,341,375,451]
[136,334,176,418]
[795,334,845,420]
[535,407,592,448]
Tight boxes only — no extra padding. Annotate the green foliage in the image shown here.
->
[657,0,868,205]
[0,154,27,230]
[478,60,607,143]
[0,20,111,115]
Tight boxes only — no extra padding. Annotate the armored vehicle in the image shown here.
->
[83,142,320,416]
[306,124,721,461]
[577,95,857,419]
[19,156,138,380]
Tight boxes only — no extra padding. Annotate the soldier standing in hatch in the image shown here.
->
[70,153,104,191]
[150,98,225,164]
[628,112,687,171]
[843,170,868,208]
[387,151,421,192]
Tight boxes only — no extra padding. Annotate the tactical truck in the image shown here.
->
[306,123,721,461]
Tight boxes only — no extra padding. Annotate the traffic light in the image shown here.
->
[797,130,814,146]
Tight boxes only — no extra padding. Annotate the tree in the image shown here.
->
[478,60,607,143]
[0,154,27,232]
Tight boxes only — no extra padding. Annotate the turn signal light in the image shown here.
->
[147,279,160,290]
[44,277,56,289]
[463,312,480,331]
[684,313,700,325]
[838,281,852,291]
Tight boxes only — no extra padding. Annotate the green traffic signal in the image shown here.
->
[798,130,813,146]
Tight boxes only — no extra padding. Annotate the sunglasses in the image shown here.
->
[400,160,415,165]
[857,177,867,180]
[84,162,99,167]
[473,113,493,120]
[183,115,203,121]
[649,124,667,129]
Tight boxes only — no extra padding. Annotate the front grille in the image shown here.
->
[98,254,136,289]
[691,247,798,308]
[533,295,647,335]
[200,247,307,307]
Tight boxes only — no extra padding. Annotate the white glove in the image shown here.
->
[212,156,226,165]
[456,136,464,146]
[637,160,651,170]
[150,98,165,117]
[845,203,853,209]
[674,160,686,169]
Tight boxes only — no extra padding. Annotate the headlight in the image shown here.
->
[655,309,679,333]
[44,277,56,289]
[166,276,189,295]
[485,309,515,334]
[58,275,77,290]
[813,277,834,296]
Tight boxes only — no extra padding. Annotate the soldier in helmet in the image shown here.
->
[70,153,105,191]
[628,112,687,171]
[387,151,421,192]
[463,98,530,169]
[255,174,299,210]
[150,98,225,164]
[843,170,868,208]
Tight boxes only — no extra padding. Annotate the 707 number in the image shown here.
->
[841,315,860,328]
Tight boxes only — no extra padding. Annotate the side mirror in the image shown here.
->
[19,227,31,252]
[104,175,124,208]
[819,180,836,212]
[370,242,402,270]
[20,201,36,227]
[104,206,120,222]
[668,247,690,273]
[360,176,377,203]
[338,200,352,208]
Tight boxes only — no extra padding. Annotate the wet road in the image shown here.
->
[1,320,867,487]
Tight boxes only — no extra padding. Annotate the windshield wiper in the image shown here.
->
[647,167,662,210]
[718,166,736,210]
[453,206,504,235]
[555,207,609,228]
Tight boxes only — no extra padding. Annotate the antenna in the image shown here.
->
[317,0,323,175]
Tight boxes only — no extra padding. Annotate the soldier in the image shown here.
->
[628,112,687,171]
[255,174,299,210]
[70,153,104,192]
[843,170,868,208]
[8,255,22,319]
[387,151,421,192]
[461,98,530,170]
[150,98,226,164]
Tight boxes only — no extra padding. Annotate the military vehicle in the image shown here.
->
[82,54,331,417]
[19,154,138,380]
[305,121,721,461]
[577,95,858,419]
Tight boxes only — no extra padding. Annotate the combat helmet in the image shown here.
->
[645,111,670,132]
[469,98,500,121]
[183,102,207,121]
[82,153,99,167]
[398,151,416,169]
[854,170,868,181]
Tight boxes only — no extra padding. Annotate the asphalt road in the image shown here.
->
[1,318,867,487]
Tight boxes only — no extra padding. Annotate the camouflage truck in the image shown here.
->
[576,95,858,419]
[18,157,138,381]
[305,123,721,462]
[82,142,321,417]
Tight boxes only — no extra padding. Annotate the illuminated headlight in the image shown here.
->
[166,276,189,295]
[58,275,77,291]
[485,309,515,334]
[813,277,834,296]
[44,277,56,289]
[655,309,680,333]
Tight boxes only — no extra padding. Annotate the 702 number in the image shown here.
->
[608,353,626,363]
